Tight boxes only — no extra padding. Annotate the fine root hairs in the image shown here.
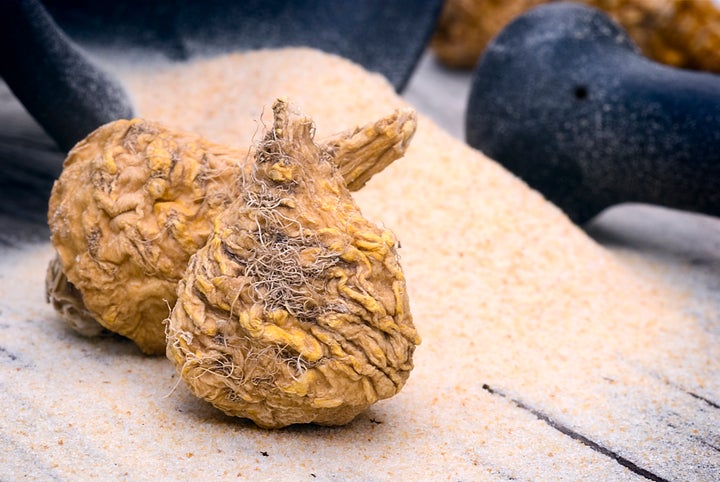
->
[237,112,344,321]
[243,226,340,320]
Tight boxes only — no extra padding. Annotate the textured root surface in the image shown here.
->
[45,255,108,337]
[47,109,416,354]
[432,0,720,72]
[166,99,419,428]
[48,119,244,353]
[322,108,417,191]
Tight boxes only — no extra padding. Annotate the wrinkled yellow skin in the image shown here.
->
[47,110,416,355]
[166,100,420,428]
[48,120,242,353]
[432,0,720,72]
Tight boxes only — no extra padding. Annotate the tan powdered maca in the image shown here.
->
[167,99,420,428]
[47,106,416,355]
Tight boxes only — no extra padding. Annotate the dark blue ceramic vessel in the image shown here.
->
[466,3,720,223]
[1,0,443,151]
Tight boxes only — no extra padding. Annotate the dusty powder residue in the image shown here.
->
[3,48,717,480]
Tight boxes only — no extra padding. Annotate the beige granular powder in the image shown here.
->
[121,49,405,147]
[10,48,711,479]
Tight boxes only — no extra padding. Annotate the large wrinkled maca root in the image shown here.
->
[48,119,242,354]
[166,99,420,428]
[47,108,416,355]
[432,0,720,72]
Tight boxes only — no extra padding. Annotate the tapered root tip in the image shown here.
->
[323,108,418,191]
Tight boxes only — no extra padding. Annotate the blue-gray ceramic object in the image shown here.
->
[466,3,720,224]
[1,0,443,151]
[0,0,134,152]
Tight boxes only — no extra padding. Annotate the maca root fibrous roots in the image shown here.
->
[46,101,417,356]
[166,99,420,428]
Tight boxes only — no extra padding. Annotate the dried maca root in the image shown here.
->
[432,0,720,72]
[47,108,416,354]
[166,99,420,428]
[45,255,109,337]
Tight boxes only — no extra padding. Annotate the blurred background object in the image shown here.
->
[40,0,444,93]
[0,0,135,152]
[432,0,720,73]
[0,0,443,153]
[465,3,720,223]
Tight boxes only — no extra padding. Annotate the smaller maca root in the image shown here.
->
[166,99,420,428]
[45,255,109,337]
[46,104,416,355]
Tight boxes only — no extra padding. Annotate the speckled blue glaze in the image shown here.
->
[466,3,720,223]
[0,0,134,152]
[1,0,443,152]
[42,0,443,93]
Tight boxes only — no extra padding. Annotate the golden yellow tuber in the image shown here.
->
[47,106,416,354]
[432,0,720,73]
[166,99,420,428]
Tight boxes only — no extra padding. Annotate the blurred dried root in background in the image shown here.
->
[432,0,720,72]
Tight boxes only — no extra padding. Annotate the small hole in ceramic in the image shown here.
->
[574,85,589,100]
